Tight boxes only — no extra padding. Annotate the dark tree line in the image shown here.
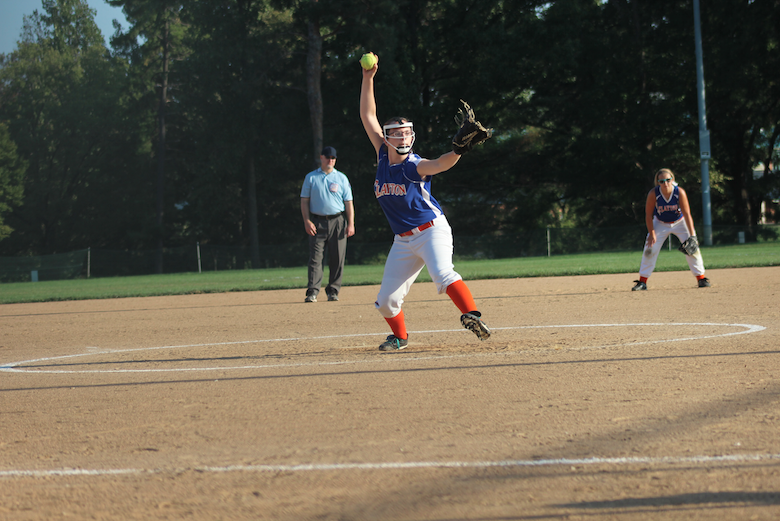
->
[0,0,778,262]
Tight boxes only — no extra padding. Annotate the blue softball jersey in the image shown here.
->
[653,185,682,223]
[374,145,443,235]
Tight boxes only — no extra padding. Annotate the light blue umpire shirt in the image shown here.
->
[301,168,353,216]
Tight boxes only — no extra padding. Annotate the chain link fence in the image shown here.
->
[1,225,778,282]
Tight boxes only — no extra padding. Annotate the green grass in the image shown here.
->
[1,242,778,305]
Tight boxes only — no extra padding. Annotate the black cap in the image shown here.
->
[321,146,337,158]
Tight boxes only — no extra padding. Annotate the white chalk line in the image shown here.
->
[3,452,780,479]
[0,322,766,375]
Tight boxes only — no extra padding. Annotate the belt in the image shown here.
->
[313,212,343,220]
[398,220,435,237]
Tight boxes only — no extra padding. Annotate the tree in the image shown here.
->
[109,0,187,272]
[3,0,779,263]
[0,0,150,255]
[698,0,780,226]
[171,0,316,263]
[0,123,26,241]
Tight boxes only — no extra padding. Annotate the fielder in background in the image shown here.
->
[632,168,710,291]
[359,53,492,351]
[300,146,355,303]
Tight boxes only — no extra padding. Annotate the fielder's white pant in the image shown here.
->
[375,215,462,318]
[639,217,705,279]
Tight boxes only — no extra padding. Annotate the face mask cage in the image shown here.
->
[383,122,416,154]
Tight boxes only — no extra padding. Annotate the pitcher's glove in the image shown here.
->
[452,100,493,155]
[679,236,699,256]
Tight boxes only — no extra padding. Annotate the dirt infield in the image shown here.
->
[2,266,780,520]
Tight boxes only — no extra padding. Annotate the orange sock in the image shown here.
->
[384,310,407,340]
[639,276,648,283]
[696,275,706,281]
[446,279,477,314]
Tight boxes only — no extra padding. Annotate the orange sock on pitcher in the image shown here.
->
[446,279,477,314]
[384,310,408,340]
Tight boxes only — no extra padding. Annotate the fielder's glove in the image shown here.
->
[678,236,699,256]
[452,100,493,155]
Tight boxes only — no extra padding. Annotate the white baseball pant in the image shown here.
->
[375,215,462,318]
[639,217,705,279]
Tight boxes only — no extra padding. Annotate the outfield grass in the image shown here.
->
[1,242,777,304]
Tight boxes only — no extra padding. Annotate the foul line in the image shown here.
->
[0,322,766,375]
[2,452,780,479]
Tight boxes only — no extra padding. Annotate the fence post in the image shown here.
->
[197,242,202,273]
[547,226,551,257]
[87,247,91,278]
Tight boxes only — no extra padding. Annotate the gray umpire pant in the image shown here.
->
[307,213,347,295]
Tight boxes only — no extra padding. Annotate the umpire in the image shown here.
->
[300,146,355,302]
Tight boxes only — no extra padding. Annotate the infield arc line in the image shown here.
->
[0,322,766,374]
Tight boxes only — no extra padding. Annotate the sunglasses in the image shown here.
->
[658,178,673,184]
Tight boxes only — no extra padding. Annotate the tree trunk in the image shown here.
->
[155,17,169,274]
[306,19,323,168]
[234,0,260,268]
[247,148,260,268]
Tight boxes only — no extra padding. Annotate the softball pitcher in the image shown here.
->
[359,54,491,351]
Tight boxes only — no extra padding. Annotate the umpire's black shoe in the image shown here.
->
[304,290,317,303]
[327,292,339,302]
[631,280,647,291]
[698,277,711,288]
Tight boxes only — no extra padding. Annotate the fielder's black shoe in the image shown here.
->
[698,277,711,288]
[631,280,647,291]
[379,335,408,351]
[461,311,491,341]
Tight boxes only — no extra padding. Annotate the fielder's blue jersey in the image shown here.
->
[374,145,443,235]
[653,185,682,222]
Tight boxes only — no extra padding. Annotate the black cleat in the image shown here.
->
[379,335,408,351]
[461,312,491,340]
